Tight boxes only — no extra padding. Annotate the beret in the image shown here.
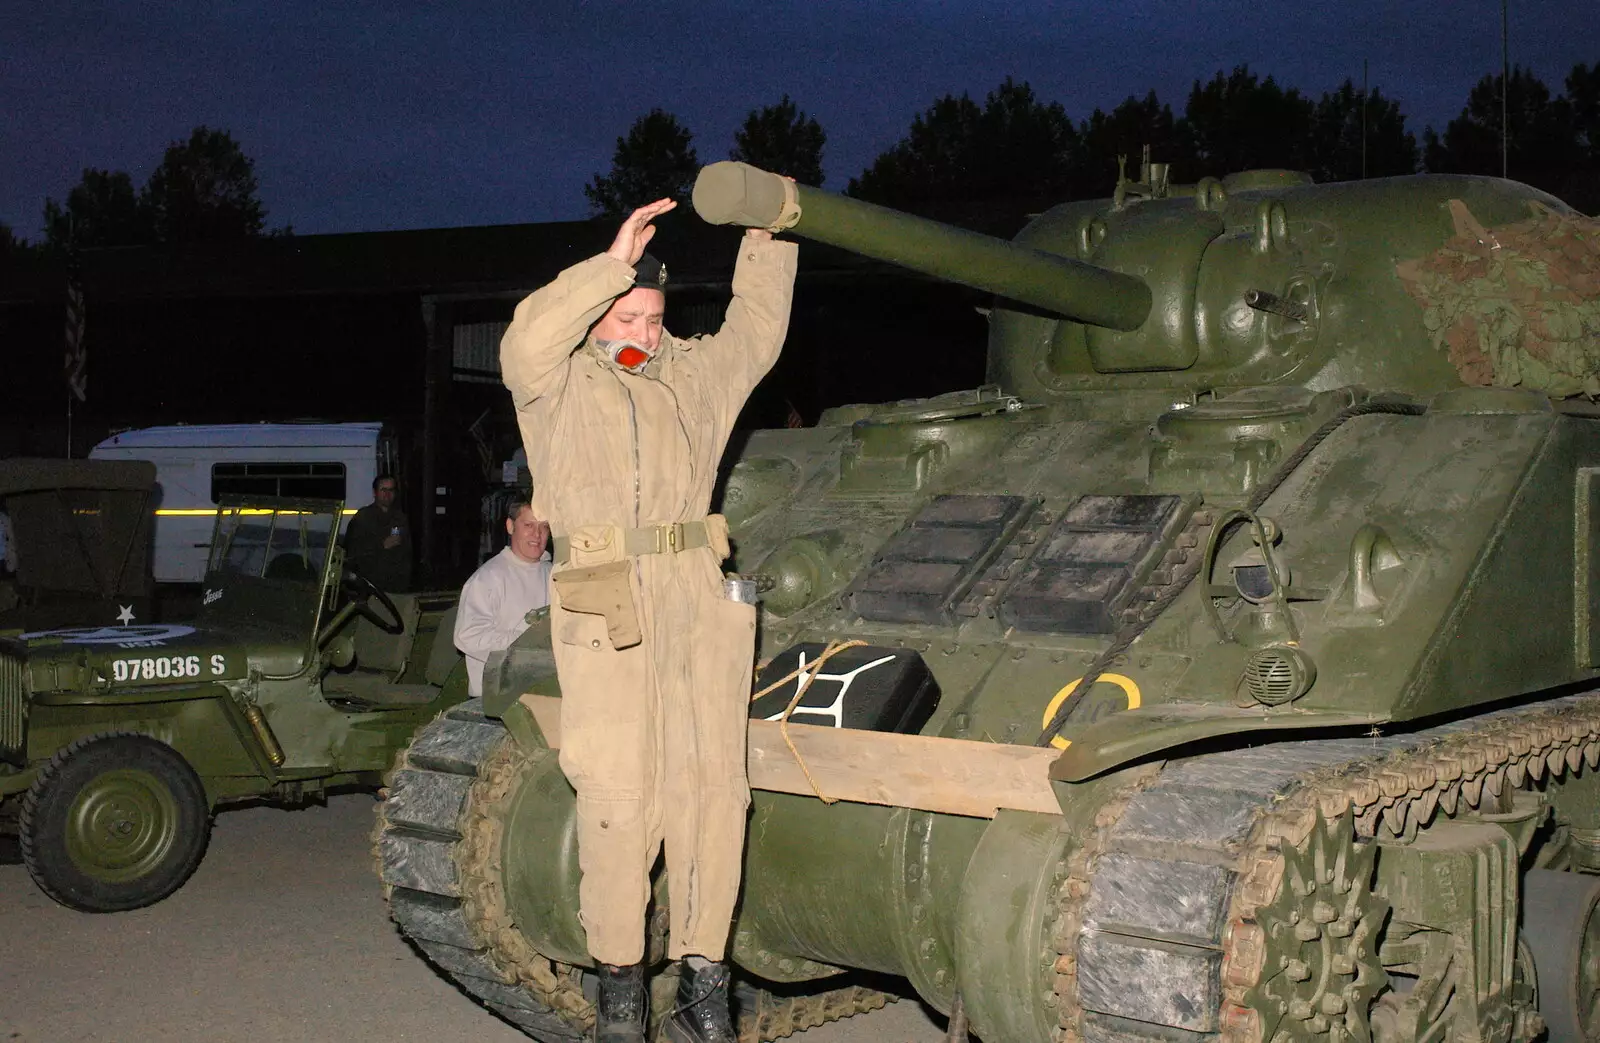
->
[632,252,668,290]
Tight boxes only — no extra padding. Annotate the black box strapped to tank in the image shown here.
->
[996,494,1184,634]
[749,643,940,734]
[847,494,1029,624]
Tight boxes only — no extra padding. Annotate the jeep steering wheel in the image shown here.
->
[341,564,406,634]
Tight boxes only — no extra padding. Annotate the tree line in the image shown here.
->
[2,127,278,258]
[589,61,1600,217]
[5,57,1594,260]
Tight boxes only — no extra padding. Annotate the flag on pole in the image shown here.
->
[64,268,87,402]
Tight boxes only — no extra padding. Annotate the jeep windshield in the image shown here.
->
[198,499,341,640]
[207,501,339,582]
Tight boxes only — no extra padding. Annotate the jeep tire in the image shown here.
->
[20,734,212,912]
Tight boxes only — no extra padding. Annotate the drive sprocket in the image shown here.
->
[1053,692,1600,1043]
[1241,808,1387,1043]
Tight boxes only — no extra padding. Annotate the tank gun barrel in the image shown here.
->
[692,161,1151,332]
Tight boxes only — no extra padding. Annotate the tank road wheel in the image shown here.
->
[19,734,211,912]
[375,700,888,1043]
[1239,809,1388,1043]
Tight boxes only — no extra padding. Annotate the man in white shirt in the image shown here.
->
[454,497,552,698]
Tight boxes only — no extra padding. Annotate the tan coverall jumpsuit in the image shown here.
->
[500,238,798,965]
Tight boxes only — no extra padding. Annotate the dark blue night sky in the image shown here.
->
[4,0,1595,237]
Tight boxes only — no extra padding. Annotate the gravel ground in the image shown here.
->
[0,793,946,1043]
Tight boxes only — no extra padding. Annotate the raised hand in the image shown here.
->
[606,198,677,266]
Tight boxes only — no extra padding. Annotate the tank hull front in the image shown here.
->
[495,749,1147,1041]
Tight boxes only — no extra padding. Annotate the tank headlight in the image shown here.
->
[1228,516,1290,603]
[1233,562,1290,602]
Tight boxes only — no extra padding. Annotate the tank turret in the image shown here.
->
[694,161,1588,405]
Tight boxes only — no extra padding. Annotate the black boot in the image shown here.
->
[595,962,647,1043]
[663,959,737,1043]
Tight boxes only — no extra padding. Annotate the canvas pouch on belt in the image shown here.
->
[553,561,641,650]
[553,527,642,652]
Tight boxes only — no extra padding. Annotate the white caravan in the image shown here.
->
[89,423,392,584]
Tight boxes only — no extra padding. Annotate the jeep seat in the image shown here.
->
[425,603,462,687]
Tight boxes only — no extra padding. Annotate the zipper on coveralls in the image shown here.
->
[662,381,697,508]
[626,361,703,929]
[618,374,646,617]
[623,380,640,528]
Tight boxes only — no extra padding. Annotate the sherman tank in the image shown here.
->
[375,159,1600,1043]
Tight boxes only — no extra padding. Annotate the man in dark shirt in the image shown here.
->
[343,474,413,592]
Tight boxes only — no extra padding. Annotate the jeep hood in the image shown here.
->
[4,623,261,694]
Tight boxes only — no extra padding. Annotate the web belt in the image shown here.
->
[551,521,710,565]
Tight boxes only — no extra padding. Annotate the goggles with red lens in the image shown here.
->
[602,339,655,373]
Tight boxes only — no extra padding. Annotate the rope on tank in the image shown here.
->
[749,638,868,802]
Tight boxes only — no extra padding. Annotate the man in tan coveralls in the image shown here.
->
[500,196,797,1043]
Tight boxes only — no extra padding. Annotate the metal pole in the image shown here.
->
[1361,59,1369,180]
[421,297,441,587]
[65,216,77,459]
[1501,0,1510,178]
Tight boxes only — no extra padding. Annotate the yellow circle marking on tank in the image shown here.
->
[1042,673,1142,751]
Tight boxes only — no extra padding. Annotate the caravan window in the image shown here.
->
[211,462,346,502]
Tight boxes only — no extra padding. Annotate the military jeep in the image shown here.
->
[0,495,466,912]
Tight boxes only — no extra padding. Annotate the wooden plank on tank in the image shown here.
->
[520,694,1059,819]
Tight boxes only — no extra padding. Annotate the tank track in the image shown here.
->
[1052,691,1600,1043]
[373,699,887,1043]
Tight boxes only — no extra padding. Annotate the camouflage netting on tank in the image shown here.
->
[1396,199,1600,397]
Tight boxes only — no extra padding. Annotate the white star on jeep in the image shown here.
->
[116,605,136,626]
